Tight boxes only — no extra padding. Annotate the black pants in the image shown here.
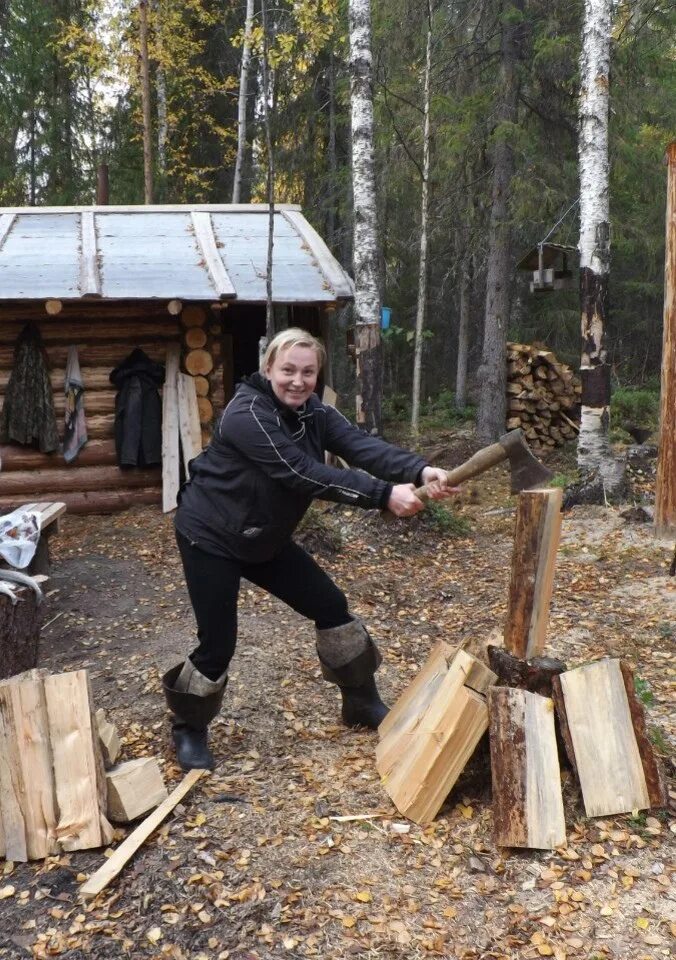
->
[176,531,350,680]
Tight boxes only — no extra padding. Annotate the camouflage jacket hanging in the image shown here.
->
[0,322,59,453]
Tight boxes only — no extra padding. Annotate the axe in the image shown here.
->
[414,429,553,502]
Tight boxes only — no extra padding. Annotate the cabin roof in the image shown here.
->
[0,205,354,304]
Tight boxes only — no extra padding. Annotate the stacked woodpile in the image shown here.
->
[0,302,225,514]
[377,487,668,845]
[506,342,581,448]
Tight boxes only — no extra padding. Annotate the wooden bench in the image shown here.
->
[7,501,67,575]
[0,501,65,680]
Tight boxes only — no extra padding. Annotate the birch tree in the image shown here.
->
[232,0,254,203]
[577,0,620,485]
[138,0,154,203]
[349,0,382,433]
[410,0,433,436]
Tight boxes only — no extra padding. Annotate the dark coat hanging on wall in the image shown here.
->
[0,322,60,453]
[109,348,165,468]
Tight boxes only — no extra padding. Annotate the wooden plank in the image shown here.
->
[0,213,16,253]
[80,211,102,297]
[556,659,652,817]
[0,670,58,860]
[282,210,355,299]
[489,688,566,850]
[377,649,497,824]
[177,373,203,475]
[618,662,668,808]
[504,488,562,658]
[106,758,168,823]
[44,671,105,851]
[79,769,205,899]
[162,344,181,513]
[191,212,236,298]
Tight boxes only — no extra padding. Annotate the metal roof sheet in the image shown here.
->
[0,205,354,303]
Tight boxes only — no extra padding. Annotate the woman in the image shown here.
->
[165,328,451,771]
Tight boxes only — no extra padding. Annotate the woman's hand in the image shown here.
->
[386,484,426,517]
[420,466,457,501]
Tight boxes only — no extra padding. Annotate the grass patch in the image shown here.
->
[421,503,472,537]
[634,675,654,707]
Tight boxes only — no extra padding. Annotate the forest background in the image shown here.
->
[0,0,674,421]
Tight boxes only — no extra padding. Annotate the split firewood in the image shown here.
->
[489,687,566,850]
[377,644,497,824]
[44,670,113,851]
[504,487,562,659]
[506,343,580,448]
[106,758,168,823]
[95,708,121,768]
[0,670,58,860]
[552,658,668,817]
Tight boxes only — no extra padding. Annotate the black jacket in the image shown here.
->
[110,349,164,468]
[175,373,427,562]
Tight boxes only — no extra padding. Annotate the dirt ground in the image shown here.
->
[0,437,674,960]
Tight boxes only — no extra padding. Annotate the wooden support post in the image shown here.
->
[656,142,676,537]
[489,688,566,850]
[177,373,202,474]
[552,659,667,817]
[162,344,180,513]
[504,487,562,658]
[376,645,496,824]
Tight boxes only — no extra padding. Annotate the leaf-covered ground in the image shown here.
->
[0,437,674,960]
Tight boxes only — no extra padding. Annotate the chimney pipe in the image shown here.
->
[96,164,109,205]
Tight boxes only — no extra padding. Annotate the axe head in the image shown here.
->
[499,430,554,493]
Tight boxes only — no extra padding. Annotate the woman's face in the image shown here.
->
[266,345,319,408]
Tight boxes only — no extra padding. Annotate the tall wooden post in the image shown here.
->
[655,143,676,538]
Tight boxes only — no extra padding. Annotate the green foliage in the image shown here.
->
[648,726,669,755]
[634,675,654,708]
[610,387,660,429]
[420,502,472,537]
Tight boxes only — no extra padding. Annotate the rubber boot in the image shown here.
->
[162,661,227,771]
[339,676,389,730]
[315,618,389,730]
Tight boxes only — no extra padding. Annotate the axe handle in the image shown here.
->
[413,441,508,504]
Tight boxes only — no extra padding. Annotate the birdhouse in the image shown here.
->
[517,243,576,293]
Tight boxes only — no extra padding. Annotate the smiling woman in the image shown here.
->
[163,327,454,772]
[261,330,325,409]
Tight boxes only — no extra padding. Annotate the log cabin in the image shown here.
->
[0,205,354,514]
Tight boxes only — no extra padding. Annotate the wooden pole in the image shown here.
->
[655,142,676,538]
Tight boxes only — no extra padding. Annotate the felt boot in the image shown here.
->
[315,617,389,730]
[162,661,227,771]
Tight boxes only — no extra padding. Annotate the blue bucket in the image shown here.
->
[381,306,392,330]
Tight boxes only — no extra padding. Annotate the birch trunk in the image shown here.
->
[152,0,167,189]
[476,0,522,443]
[577,0,621,488]
[349,0,382,432]
[411,1,433,436]
[232,0,255,204]
[139,0,154,204]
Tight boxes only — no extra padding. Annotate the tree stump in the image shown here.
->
[0,588,43,680]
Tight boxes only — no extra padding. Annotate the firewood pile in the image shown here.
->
[0,668,167,862]
[377,487,668,847]
[506,342,581,448]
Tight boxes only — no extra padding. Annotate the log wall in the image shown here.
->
[0,302,220,514]
[0,300,323,515]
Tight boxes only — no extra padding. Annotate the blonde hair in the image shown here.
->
[260,328,326,373]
